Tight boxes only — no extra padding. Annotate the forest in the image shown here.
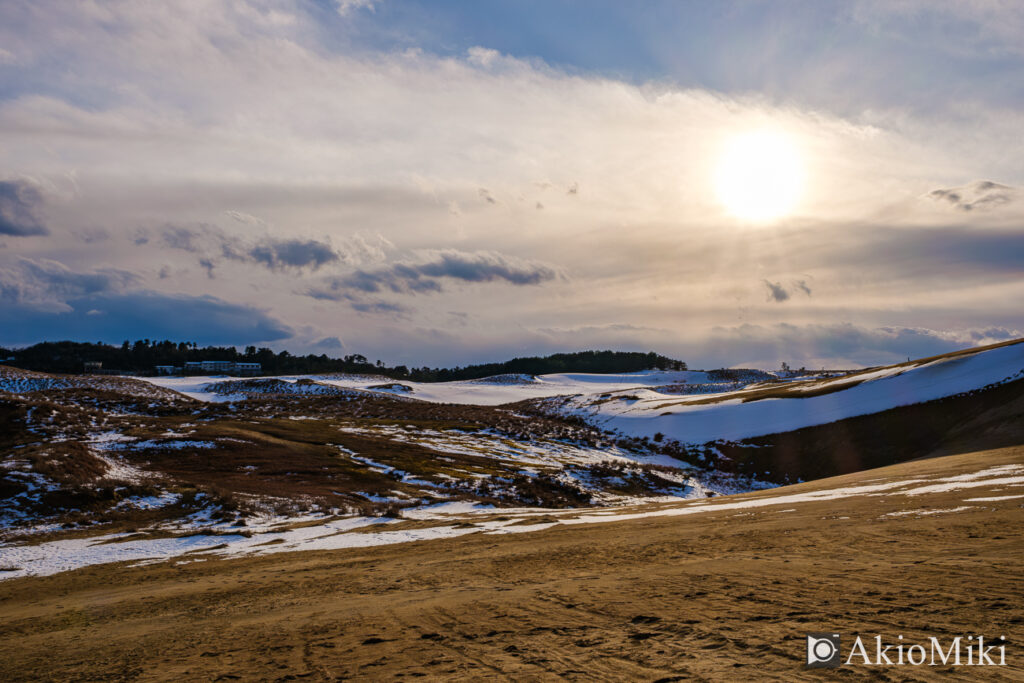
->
[0,340,686,381]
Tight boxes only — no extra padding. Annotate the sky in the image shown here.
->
[1,0,1023,369]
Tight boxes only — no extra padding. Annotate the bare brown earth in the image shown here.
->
[2,446,1023,681]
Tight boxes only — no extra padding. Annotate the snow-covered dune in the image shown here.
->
[144,370,715,405]
[553,340,1024,445]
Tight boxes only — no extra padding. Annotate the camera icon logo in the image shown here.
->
[806,633,841,668]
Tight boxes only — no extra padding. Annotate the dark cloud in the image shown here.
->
[160,224,207,252]
[198,258,216,279]
[762,279,812,303]
[415,250,557,285]
[0,180,49,236]
[246,238,339,270]
[0,258,138,307]
[305,250,559,307]
[929,180,1015,212]
[348,299,412,316]
[968,327,1018,342]
[334,266,442,294]
[311,336,344,350]
[156,224,344,273]
[0,292,291,347]
[763,280,790,302]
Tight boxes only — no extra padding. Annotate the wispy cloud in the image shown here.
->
[154,223,390,274]
[929,180,1016,212]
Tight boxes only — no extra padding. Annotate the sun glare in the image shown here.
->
[714,130,804,222]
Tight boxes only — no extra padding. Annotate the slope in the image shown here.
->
[0,445,1020,680]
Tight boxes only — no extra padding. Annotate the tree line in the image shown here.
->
[0,341,686,381]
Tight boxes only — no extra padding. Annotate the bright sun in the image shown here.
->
[714,130,804,222]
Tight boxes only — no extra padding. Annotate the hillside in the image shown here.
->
[4,338,1023,575]
[1,446,1021,679]
[520,338,1024,482]
[1,362,769,573]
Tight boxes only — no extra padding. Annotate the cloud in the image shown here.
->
[0,3,1021,365]
[223,210,266,227]
[198,258,216,279]
[348,299,412,316]
[536,322,668,337]
[930,180,1016,212]
[311,335,344,350]
[837,225,1024,279]
[246,239,339,270]
[696,323,997,369]
[0,257,137,311]
[0,180,48,236]
[331,265,443,295]
[0,291,292,347]
[762,279,812,303]
[307,249,560,303]
[155,223,387,273]
[336,0,376,16]
[763,280,789,303]
[73,226,111,244]
[415,249,558,285]
[160,224,207,252]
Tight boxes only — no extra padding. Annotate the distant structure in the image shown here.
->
[200,360,234,373]
[83,361,103,373]
[234,362,261,375]
[155,361,261,376]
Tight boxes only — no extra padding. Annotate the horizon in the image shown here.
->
[2,1,1023,369]
[8,335,1018,375]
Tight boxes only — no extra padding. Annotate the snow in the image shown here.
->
[558,341,1024,444]
[130,376,238,402]
[963,494,1024,502]
[140,342,1024,449]
[115,492,181,510]
[896,474,1024,496]
[402,501,495,518]
[141,370,712,406]
[883,506,976,517]
[3,461,1016,581]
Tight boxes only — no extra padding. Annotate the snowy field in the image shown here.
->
[140,340,1024,447]
[142,370,721,405]
[552,341,1024,444]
